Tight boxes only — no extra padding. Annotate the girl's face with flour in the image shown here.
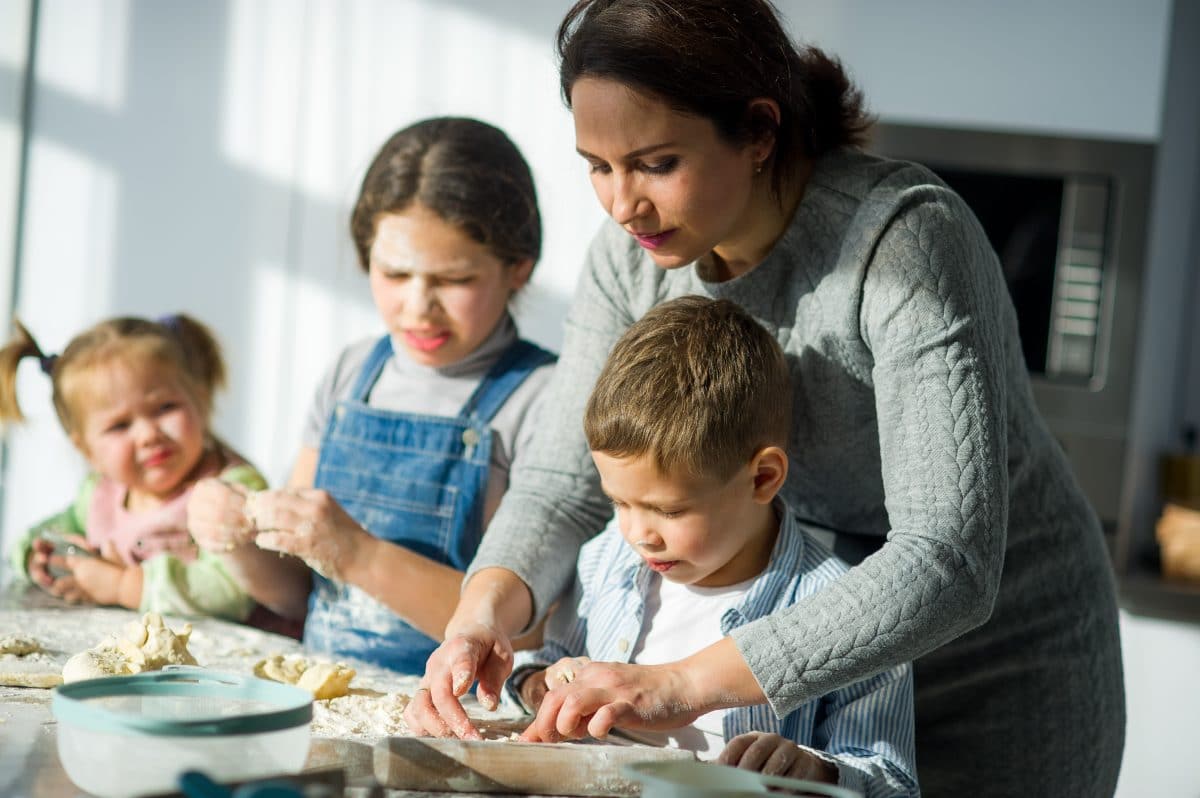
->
[69,356,208,504]
[368,203,533,368]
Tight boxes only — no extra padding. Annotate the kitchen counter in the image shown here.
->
[0,583,565,798]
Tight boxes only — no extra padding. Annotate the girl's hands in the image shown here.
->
[248,489,371,581]
[187,478,257,553]
[718,732,838,783]
[518,660,704,743]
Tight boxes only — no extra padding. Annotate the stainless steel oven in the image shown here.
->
[868,123,1155,531]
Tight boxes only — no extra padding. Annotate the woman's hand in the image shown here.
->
[403,619,515,739]
[248,489,371,581]
[187,478,257,553]
[519,660,705,742]
[519,656,592,713]
[718,732,838,783]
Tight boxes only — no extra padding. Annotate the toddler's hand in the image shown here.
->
[40,540,123,606]
[251,488,369,581]
[188,478,256,553]
[26,537,61,589]
[717,732,837,783]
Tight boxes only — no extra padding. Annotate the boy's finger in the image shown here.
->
[716,733,756,766]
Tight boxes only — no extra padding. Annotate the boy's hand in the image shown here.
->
[188,478,257,553]
[518,668,550,712]
[718,732,838,783]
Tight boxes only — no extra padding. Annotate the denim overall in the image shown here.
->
[304,335,555,673]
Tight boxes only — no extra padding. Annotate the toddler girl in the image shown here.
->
[2,314,266,620]
[188,117,555,674]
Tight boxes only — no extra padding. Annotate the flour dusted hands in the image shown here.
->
[518,659,706,743]
[248,488,371,581]
[518,657,592,713]
[404,620,515,739]
[718,732,838,783]
[187,478,258,552]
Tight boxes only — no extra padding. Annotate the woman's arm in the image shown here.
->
[732,185,1011,714]
[405,224,642,738]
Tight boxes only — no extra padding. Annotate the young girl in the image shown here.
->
[1,314,267,621]
[187,116,555,674]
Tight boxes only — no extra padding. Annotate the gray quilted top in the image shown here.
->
[471,146,1111,717]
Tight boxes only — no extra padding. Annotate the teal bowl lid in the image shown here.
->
[52,668,313,737]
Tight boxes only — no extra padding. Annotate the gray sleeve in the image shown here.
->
[300,340,373,449]
[468,228,635,622]
[732,187,1009,715]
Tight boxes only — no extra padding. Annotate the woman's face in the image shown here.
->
[571,77,766,271]
[368,204,533,367]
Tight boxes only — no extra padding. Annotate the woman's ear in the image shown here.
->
[750,445,788,504]
[507,258,536,293]
[746,97,782,165]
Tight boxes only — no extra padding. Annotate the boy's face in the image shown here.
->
[592,450,782,588]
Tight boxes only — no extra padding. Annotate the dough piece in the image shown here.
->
[0,670,63,688]
[254,654,308,684]
[297,662,356,700]
[0,634,42,657]
[252,654,355,699]
[62,612,197,683]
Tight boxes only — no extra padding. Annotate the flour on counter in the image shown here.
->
[311,689,412,738]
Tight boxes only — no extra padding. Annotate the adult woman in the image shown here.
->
[405,2,1124,795]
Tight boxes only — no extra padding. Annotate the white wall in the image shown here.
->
[0,1,1193,795]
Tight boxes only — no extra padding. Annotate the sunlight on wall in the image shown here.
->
[219,0,599,356]
[36,0,128,112]
[237,262,379,484]
[21,139,118,322]
[220,0,305,199]
[0,138,119,553]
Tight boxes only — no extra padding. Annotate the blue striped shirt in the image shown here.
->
[508,507,919,798]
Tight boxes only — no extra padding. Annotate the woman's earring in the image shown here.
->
[754,161,764,175]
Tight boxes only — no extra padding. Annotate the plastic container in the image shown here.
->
[623,760,863,798]
[52,668,312,798]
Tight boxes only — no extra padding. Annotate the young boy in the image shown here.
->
[504,296,918,796]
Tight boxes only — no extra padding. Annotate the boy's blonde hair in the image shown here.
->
[584,296,792,482]
[0,315,226,440]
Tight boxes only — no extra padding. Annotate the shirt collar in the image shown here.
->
[618,499,807,623]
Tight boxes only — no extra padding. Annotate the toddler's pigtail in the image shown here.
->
[0,319,50,424]
[167,314,227,411]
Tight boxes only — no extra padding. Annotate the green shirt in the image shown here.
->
[8,462,267,621]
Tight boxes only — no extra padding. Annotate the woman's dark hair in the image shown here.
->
[350,117,542,273]
[556,0,872,198]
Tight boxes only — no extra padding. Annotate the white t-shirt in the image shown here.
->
[621,574,756,759]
